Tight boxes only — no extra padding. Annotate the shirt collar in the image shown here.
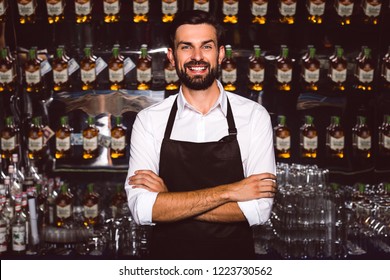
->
[177,80,228,118]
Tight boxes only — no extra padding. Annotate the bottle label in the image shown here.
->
[330,136,345,150]
[104,1,120,15]
[0,68,14,83]
[331,68,347,83]
[25,70,41,85]
[109,68,124,83]
[12,224,26,252]
[1,136,16,151]
[303,136,318,150]
[249,68,265,83]
[18,2,35,16]
[56,136,71,151]
[251,3,268,16]
[363,2,381,17]
[276,69,292,83]
[134,1,149,14]
[357,136,371,150]
[222,69,237,83]
[137,68,152,83]
[162,1,178,15]
[336,3,354,17]
[75,2,92,16]
[304,68,320,83]
[53,68,69,84]
[276,136,290,151]
[307,2,325,16]
[357,68,374,83]
[84,204,98,218]
[223,2,238,16]
[164,68,179,83]
[384,67,390,82]
[0,227,6,252]
[47,1,64,16]
[280,2,296,16]
[28,137,43,151]
[81,68,96,83]
[193,1,209,12]
[384,134,390,149]
[111,135,126,150]
[83,136,98,151]
[56,204,71,218]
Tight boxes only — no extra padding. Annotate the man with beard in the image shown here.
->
[124,10,277,260]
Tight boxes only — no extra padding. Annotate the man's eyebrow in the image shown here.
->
[176,39,216,47]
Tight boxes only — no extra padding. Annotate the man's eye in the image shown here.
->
[181,45,191,50]
[203,45,212,49]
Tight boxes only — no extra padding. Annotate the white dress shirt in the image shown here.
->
[125,81,276,226]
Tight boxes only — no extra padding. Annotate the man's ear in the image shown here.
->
[218,45,225,64]
[167,48,175,66]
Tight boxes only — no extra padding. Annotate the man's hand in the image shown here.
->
[129,170,168,193]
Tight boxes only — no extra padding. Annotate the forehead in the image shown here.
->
[175,24,218,45]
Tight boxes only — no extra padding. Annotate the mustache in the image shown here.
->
[184,60,210,68]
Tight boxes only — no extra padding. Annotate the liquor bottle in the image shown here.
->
[162,0,178,23]
[361,0,382,25]
[378,114,390,157]
[326,116,344,159]
[45,180,56,226]
[24,47,44,94]
[136,44,152,90]
[335,0,354,26]
[8,166,22,204]
[80,46,97,91]
[35,183,46,220]
[248,45,265,91]
[103,0,121,23]
[108,45,125,91]
[0,195,9,255]
[274,115,291,159]
[164,56,179,91]
[11,153,25,183]
[301,46,320,92]
[55,116,73,159]
[28,116,46,160]
[46,0,66,24]
[275,45,293,91]
[55,183,73,227]
[221,45,237,92]
[0,47,16,92]
[222,0,239,24]
[83,116,99,159]
[17,0,37,24]
[193,0,209,12]
[75,0,93,24]
[1,116,19,161]
[133,0,149,23]
[110,184,127,219]
[354,46,374,92]
[300,115,318,158]
[110,115,127,159]
[82,183,100,227]
[52,46,70,92]
[352,116,371,158]
[251,0,268,24]
[278,0,297,24]
[0,0,8,23]
[328,45,348,92]
[26,186,39,255]
[306,0,326,24]
[11,195,26,255]
[381,46,390,91]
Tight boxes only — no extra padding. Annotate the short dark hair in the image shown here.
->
[168,10,224,50]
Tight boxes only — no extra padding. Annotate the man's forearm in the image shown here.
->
[194,202,246,223]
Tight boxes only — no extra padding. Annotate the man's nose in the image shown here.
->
[191,48,203,61]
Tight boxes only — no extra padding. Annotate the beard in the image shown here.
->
[175,59,219,91]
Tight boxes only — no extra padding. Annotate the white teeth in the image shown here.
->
[189,66,206,71]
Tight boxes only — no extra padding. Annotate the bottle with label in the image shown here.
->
[136,44,152,90]
[378,115,390,157]
[1,116,19,161]
[27,116,46,160]
[326,116,344,159]
[248,45,265,91]
[301,46,320,92]
[381,46,390,91]
[0,47,16,92]
[11,195,26,255]
[274,115,291,159]
[133,0,149,23]
[221,45,237,92]
[24,47,43,94]
[279,0,297,24]
[251,0,268,24]
[193,0,209,12]
[110,115,127,159]
[17,0,37,24]
[83,183,100,228]
[300,115,318,158]
[164,56,179,91]
[109,45,125,91]
[354,46,375,92]
[46,0,66,24]
[306,0,326,24]
[275,45,293,91]
[55,116,73,159]
[75,0,93,23]
[104,0,121,23]
[335,0,354,25]
[162,0,178,23]
[52,46,70,92]
[80,46,97,91]
[11,153,24,184]
[352,116,371,158]
[0,0,8,23]
[0,195,9,256]
[55,182,73,227]
[361,0,382,25]
[110,184,127,220]
[222,0,239,24]
[83,116,99,159]
[328,45,348,92]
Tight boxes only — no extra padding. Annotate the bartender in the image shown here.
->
[124,10,277,260]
